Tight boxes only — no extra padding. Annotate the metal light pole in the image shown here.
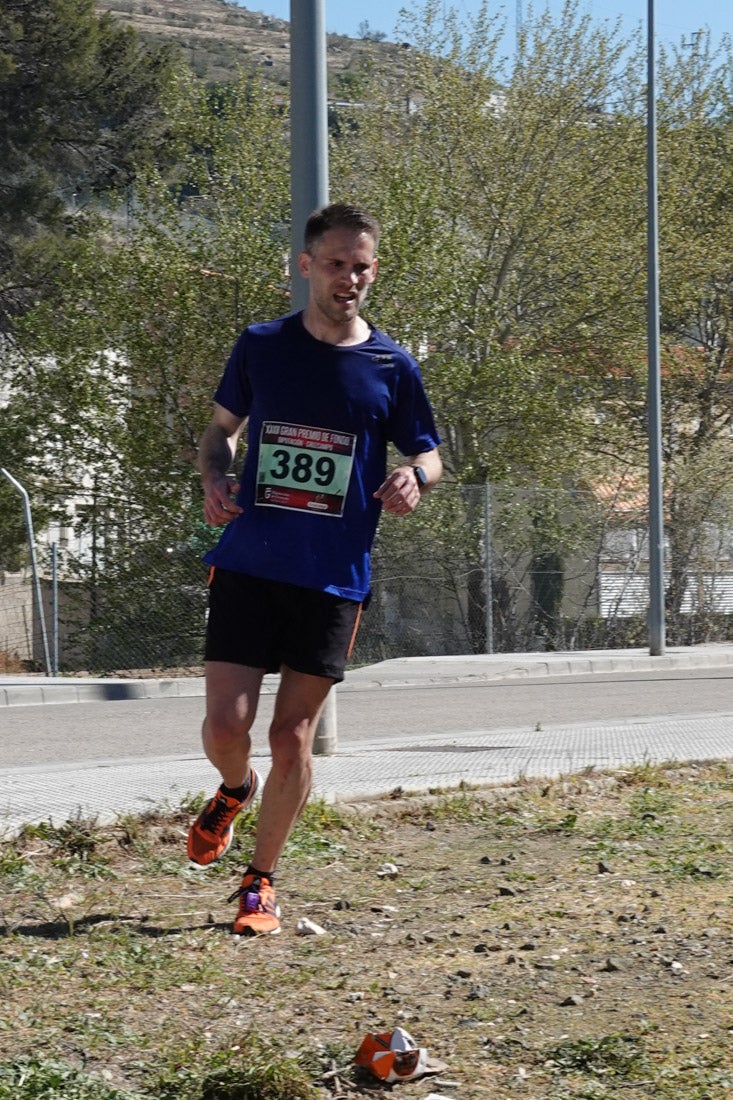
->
[484,483,494,654]
[289,0,337,752]
[289,0,329,310]
[646,0,666,655]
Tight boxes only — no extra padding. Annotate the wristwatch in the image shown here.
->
[412,465,428,490]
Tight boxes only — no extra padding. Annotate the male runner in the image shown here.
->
[188,203,442,934]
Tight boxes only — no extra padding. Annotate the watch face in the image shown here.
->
[413,465,428,488]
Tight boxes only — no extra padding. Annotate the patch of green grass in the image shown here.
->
[547,1032,650,1079]
[651,1059,733,1098]
[178,792,208,817]
[494,812,522,826]
[299,1040,357,1090]
[1,763,731,1100]
[627,784,676,818]
[133,852,182,876]
[148,1035,318,1100]
[51,854,115,880]
[0,1039,321,1100]
[183,795,377,871]
[431,790,492,822]
[393,789,497,826]
[616,760,676,789]
[652,848,730,880]
[283,798,367,861]
[18,814,115,880]
[538,811,579,833]
[0,848,28,878]
[591,785,679,842]
[21,813,105,859]
[0,1057,140,1099]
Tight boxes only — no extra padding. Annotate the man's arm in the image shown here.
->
[198,401,247,526]
[373,447,442,515]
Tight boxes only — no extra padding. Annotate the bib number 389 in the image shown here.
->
[269,449,336,487]
[256,421,356,516]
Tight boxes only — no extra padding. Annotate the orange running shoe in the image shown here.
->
[187,769,260,867]
[230,872,281,936]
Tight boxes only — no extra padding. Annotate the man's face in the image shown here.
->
[299,227,378,328]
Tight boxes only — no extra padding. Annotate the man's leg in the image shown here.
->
[251,666,334,873]
[187,661,265,867]
[202,660,264,787]
[230,667,333,935]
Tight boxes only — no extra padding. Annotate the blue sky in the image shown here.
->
[242,0,732,51]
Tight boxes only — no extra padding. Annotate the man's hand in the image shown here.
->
[373,466,422,515]
[197,406,247,526]
[203,475,243,526]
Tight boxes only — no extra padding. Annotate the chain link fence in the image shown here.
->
[4,483,733,675]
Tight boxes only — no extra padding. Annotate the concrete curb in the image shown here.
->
[3,644,733,706]
[0,677,207,708]
[344,646,733,686]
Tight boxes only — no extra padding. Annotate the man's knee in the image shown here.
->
[268,718,314,766]
[204,709,252,751]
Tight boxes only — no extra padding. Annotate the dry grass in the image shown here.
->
[1,761,732,1099]
[0,650,27,673]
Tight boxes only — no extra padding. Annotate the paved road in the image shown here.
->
[2,648,732,833]
[2,665,733,767]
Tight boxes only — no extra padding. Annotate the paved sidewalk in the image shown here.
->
[2,645,733,835]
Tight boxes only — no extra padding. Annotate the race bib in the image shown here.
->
[256,421,356,516]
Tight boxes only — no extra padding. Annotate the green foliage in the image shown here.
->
[0,1057,140,1099]
[357,20,388,43]
[0,473,34,572]
[283,798,360,861]
[0,0,175,328]
[219,796,376,865]
[391,788,499,826]
[149,1038,318,1100]
[0,1043,318,1100]
[0,846,28,878]
[330,2,733,638]
[332,0,648,487]
[546,811,578,833]
[21,812,104,859]
[10,69,289,668]
[18,814,115,884]
[0,0,176,566]
[548,1033,649,1079]
[8,0,733,666]
[655,845,730,881]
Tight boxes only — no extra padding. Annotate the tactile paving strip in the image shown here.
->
[1,715,731,836]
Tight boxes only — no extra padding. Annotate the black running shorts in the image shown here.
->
[204,568,365,682]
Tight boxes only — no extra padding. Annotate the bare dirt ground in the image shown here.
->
[1,762,732,1099]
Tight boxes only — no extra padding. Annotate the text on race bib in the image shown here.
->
[256,421,356,516]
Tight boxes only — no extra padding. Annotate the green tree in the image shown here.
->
[14,70,290,668]
[599,31,733,629]
[333,0,648,488]
[331,0,650,650]
[656,35,733,624]
[0,0,175,573]
[0,0,174,329]
[358,20,388,43]
[12,0,733,663]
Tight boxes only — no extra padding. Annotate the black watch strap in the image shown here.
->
[412,465,428,489]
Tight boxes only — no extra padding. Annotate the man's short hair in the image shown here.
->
[304,203,380,254]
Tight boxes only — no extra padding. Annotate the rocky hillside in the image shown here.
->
[96,0,407,87]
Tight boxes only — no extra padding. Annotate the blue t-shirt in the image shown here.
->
[204,311,440,600]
